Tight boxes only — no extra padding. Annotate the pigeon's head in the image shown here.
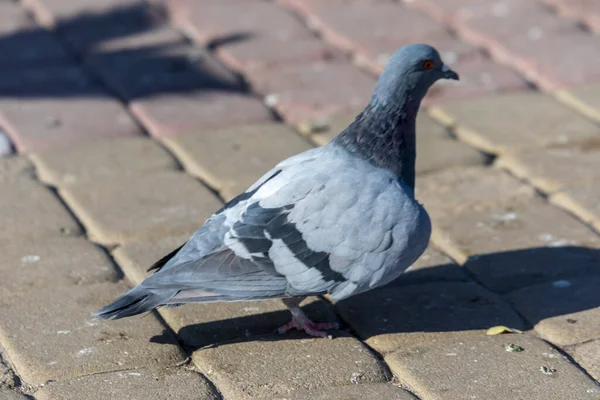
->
[371,43,459,108]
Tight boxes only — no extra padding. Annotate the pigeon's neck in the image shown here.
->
[331,98,419,190]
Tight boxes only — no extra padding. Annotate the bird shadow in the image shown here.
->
[149,246,600,352]
[0,1,253,100]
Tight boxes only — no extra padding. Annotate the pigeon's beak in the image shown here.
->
[441,64,459,81]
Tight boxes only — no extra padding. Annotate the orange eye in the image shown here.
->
[423,60,435,70]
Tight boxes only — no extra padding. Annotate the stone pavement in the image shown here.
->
[1,0,600,398]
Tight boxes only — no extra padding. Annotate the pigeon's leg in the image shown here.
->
[277,297,340,338]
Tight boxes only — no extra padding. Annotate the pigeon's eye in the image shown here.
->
[423,60,435,70]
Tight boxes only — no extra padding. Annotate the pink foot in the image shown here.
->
[277,317,340,338]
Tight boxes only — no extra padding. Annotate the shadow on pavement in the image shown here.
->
[0,2,250,100]
[148,246,600,352]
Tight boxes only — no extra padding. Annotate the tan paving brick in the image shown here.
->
[0,237,118,297]
[0,282,186,386]
[571,340,600,382]
[279,383,418,400]
[395,246,469,286]
[415,166,534,222]
[59,171,221,245]
[550,178,600,230]
[163,123,313,200]
[35,367,219,400]
[336,281,524,354]
[436,196,600,292]
[0,347,18,389]
[507,277,600,347]
[432,92,600,154]
[556,84,600,124]
[0,66,142,152]
[113,236,337,348]
[497,138,600,194]
[31,137,178,187]
[0,156,34,183]
[0,389,29,400]
[385,333,600,400]
[0,176,82,245]
[131,92,274,138]
[193,333,388,399]
[302,113,486,174]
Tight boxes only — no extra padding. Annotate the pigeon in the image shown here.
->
[96,43,459,337]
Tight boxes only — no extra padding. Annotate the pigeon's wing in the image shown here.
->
[144,147,429,303]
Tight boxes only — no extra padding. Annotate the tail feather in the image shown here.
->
[95,286,177,320]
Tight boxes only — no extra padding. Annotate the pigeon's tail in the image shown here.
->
[95,286,177,320]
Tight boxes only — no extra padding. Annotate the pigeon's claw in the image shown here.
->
[277,317,340,338]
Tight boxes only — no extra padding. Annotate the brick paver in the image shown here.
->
[31,136,178,186]
[385,333,600,400]
[59,171,222,245]
[507,276,600,347]
[336,281,525,354]
[432,92,600,155]
[35,368,220,400]
[0,175,82,245]
[2,0,600,397]
[0,282,186,386]
[193,333,388,399]
[0,237,118,297]
[162,122,312,200]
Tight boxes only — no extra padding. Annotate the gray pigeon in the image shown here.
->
[96,43,459,337]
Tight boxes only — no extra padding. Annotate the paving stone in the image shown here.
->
[59,170,222,245]
[560,83,600,124]
[394,247,469,286]
[0,237,119,297]
[56,1,168,53]
[434,92,600,154]
[550,0,600,32]
[31,137,178,187]
[0,348,18,390]
[501,28,600,89]
[570,340,600,382]
[131,91,274,137]
[279,383,418,400]
[217,36,342,73]
[247,62,375,124]
[163,123,313,200]
[193,333,388,399]
[507,276,600,347]
[0,282,186,386]
[336,281,524,354]
[498,139,600,194]
[0,176,82,245]
[550,177,600,230]
[26,0,145,21]
[35,367,219,400]
[284,0,443,55]
[113,236,337,349]
[435,195,600,290]
[0,156,34,183]
[455,1,575,45]
[0,65,141,152]
[87,42,244,100]
[0,390,29,400]
[385,333,600,400]
[415,166,534,221]
[173,1,313,45]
